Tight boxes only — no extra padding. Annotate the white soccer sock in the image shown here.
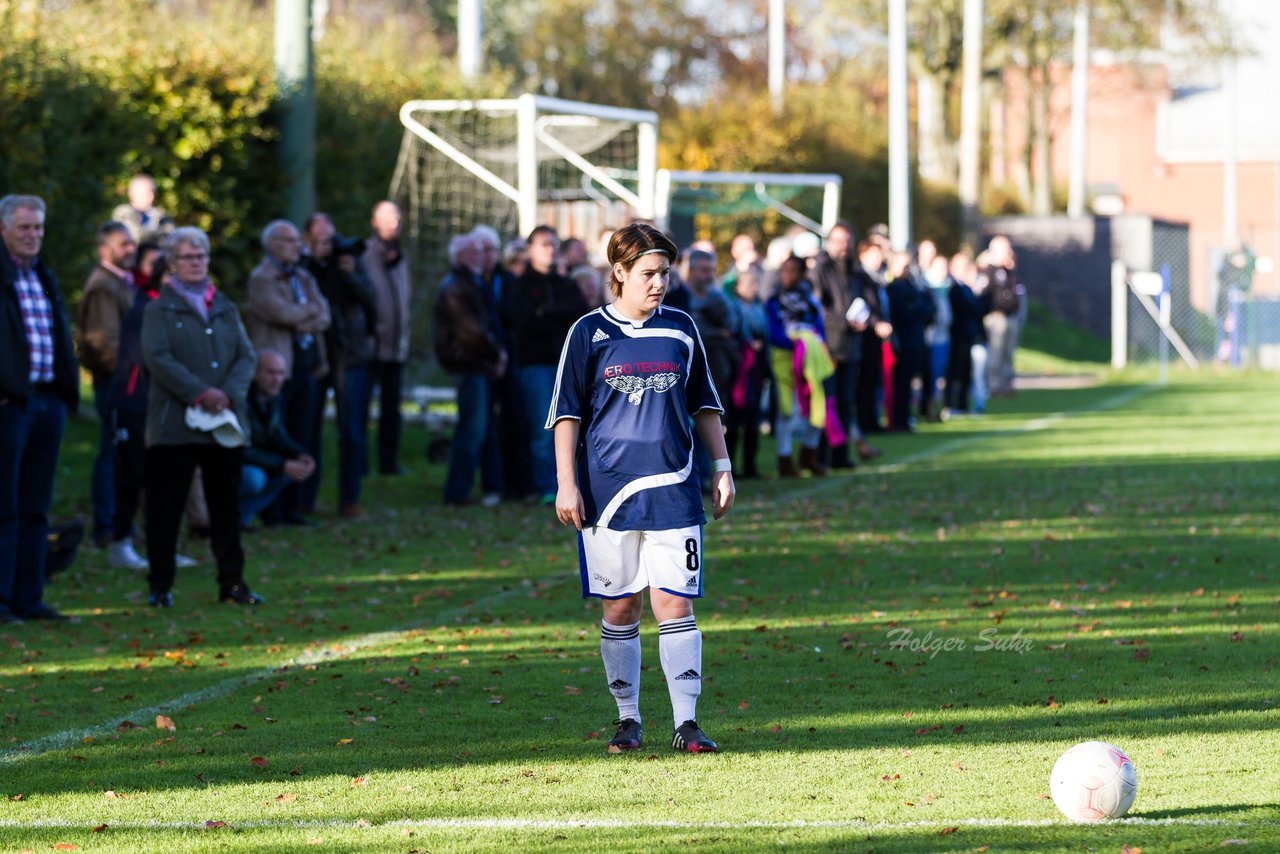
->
[658,615,702,727]
[600,619,641,722]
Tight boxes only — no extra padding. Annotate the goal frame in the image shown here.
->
[654,169,843,237]
[395,93,659,237]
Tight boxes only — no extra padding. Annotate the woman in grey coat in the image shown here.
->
[141,227,262,607]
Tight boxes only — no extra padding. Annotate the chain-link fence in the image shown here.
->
[1125,223,1280,370]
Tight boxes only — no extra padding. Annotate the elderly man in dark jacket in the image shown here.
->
[141,226,260,608]
[0,195,80,623]
[240,349,316,527]
[434,234,507,506]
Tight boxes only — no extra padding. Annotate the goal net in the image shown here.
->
[390,94,657,283]
[654,169,842,248]
[388,95,657,376]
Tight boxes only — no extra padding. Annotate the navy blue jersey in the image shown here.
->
[547,304,724,531]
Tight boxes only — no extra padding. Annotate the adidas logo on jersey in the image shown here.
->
[591,328,610,343]
[608,679,632,691]
[674,668,700,681]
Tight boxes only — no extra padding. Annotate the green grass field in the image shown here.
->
[3,367,1278,853]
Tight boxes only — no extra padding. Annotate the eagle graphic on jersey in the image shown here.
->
[604,372,680,405]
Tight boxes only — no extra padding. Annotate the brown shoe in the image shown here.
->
[855,439,883,461]
[777,454,800,478]
[799,446,827,477]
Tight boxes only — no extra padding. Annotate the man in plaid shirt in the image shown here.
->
[0,195,80,624]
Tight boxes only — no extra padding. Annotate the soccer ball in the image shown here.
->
[1050,741,1138,821]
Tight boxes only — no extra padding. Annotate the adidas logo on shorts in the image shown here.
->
[674,668,700,681]
[592,572,613,588]
[685,575,698,588]
[591,328,610,343]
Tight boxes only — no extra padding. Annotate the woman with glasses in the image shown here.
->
[140,227,262,607]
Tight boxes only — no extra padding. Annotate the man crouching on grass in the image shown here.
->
[546,223,735,754]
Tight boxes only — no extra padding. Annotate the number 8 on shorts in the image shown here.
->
[578,525,703,599]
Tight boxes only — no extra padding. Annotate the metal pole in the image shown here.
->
[275,0,315,225]
[458,0,482,80]
[637,121,658,221]
[1158,264,1170,384]
[1111,260,1127,370]
[1067,0,1089,217]
[769,0,785,114]
[958,0,983,247]
[888,0,910,250]
[516,94,539,237]
[1223,46,1239,248]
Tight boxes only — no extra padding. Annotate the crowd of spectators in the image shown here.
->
[433,218,1026,499]
[0,179,1024,620]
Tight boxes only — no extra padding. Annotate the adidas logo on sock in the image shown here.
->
[673,668,700,681]
[591,328,610,343]
[608,679,632,690]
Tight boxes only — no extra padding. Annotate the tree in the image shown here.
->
[828,0,1232,214]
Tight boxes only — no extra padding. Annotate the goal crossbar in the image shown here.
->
[655,169,843,236]
[398,94,659,235]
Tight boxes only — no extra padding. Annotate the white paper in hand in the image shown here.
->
[846,297,871,325]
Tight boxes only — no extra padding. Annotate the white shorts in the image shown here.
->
[577,525,703,599]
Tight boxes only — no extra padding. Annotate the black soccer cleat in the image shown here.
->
[671,719,718,753]
[219,583,264,605]
[149,590,174,608]
[607,718,643,753]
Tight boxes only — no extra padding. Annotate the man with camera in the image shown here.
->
[302,213,379,518]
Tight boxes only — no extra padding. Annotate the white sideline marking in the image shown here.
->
[0,583,545,766]
[1,384,1154,766]
[0,816,1268,832]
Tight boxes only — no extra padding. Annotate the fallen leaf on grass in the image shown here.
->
[563,686,582,695]
[103,791,118,799]
[205,821,227,829]
[355,818,372,827]
[91,824,108,833]
[1220,840,1248,846]
[768,725,781,734]
[336,738,353,745]
[1121,846,1142,854]
[155,715,176,732]
[52,845,78,851]
[352,776,368,787]
[940,826,958,835]
[306,839,323,845]
[250,757,269,768]
[275,793,297,803]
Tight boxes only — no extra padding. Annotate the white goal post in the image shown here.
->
[393,93,658,239]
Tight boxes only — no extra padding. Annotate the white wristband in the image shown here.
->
[711,458,732,473]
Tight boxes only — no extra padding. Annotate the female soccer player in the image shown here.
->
[547,222,735,753]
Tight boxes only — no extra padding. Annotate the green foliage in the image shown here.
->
[661,81,961,253]
[0,0,278,296]
[0,0,476,299]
